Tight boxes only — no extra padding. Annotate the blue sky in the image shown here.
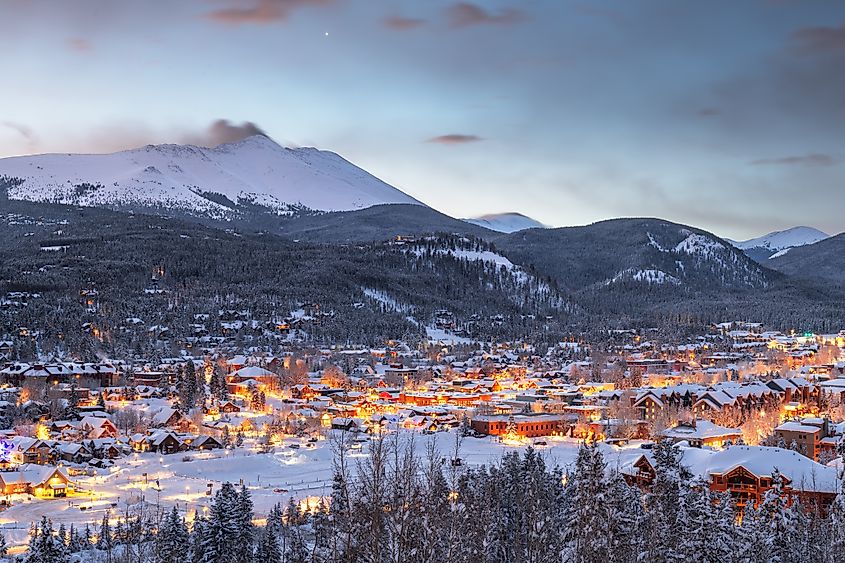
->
[1,0,844,239]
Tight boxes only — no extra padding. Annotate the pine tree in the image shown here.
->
[66,380,79,419]
[830,446,845,552]
[210,365,228,402]
[0,530,6,558]
[66,524,83,553]
[98,513,114,562]
[25,517,69,563]
[190,516,207,563]
[202,482,240,562]
[563,441,609,562]
[56,523,67,549]
[184,361,198,410]
[644,439,689,562]
[84,524,94,549]
[156,506,189,563]
[254,525,282,563]
[606,473,644,563]
[757,469,795,563]
[234,485,255,562]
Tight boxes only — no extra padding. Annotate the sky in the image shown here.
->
[0,0,844,239]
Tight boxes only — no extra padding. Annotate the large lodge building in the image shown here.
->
[620,445,838,513]
[471,414,567,438]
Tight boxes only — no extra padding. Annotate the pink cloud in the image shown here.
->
[427,134,483,145]
[446,2,524,28]
[793,21,845,53]
[383,16,426,31]
[66,37,92,53]
[206,0,333,26]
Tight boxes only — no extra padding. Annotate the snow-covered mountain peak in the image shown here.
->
[729,226,829,252]
[0,136,424,217]
[463,212,546,233]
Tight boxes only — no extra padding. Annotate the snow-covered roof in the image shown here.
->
[662,420,741,440]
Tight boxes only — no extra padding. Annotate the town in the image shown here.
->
[0,312,845,559]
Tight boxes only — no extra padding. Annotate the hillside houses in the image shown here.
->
[0,361,119,388]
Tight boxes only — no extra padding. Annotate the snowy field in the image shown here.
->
[0,431,591,549]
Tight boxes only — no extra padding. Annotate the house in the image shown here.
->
[774,421,823,461]
[229,365,276,385]
[220,401,241,414]
[151,407,194,432]
[59,442,92,464]
[8,437,56,466]
[80,416,119,439]
[190,435,224,450]
[633,385,702,421]
[88,438,125,459]
[0,464,75,497]
[130,431,184,454]
[402,416,437,432]
[331,417,365,432]
[661,420,741,449]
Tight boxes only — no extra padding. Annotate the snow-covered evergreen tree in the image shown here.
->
[190,515,207,563]
[25,517,69,563]
[202,482,240,562]
[156,506,189,563]
[254,525,282,563]
[757,469,797,563]
[98,513,114,561]
[605,473,645,563]
[645,439,689,561]
[234,485,255,562]
[563,441,609,562]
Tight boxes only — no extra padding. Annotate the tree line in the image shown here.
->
[14,435,845,562]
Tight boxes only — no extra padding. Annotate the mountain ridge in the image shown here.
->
[0,135,424,219]
[727,226,829,263]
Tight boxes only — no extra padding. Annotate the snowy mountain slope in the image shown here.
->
[497,218,773,292]
[0,135,424,218]
[727,226,829,262]
[463,212,545,233]
[605,268,681,286]
[406,236,572,312]
[766,232,845,282]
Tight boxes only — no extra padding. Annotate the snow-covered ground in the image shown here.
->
[0,431,585,548]
[425,326,477,345]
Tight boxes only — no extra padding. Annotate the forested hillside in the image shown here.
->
[0,201,573,359]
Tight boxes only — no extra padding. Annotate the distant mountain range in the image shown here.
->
[2,138,844,331]
[463,212,545,233]
[727,226,829,263]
